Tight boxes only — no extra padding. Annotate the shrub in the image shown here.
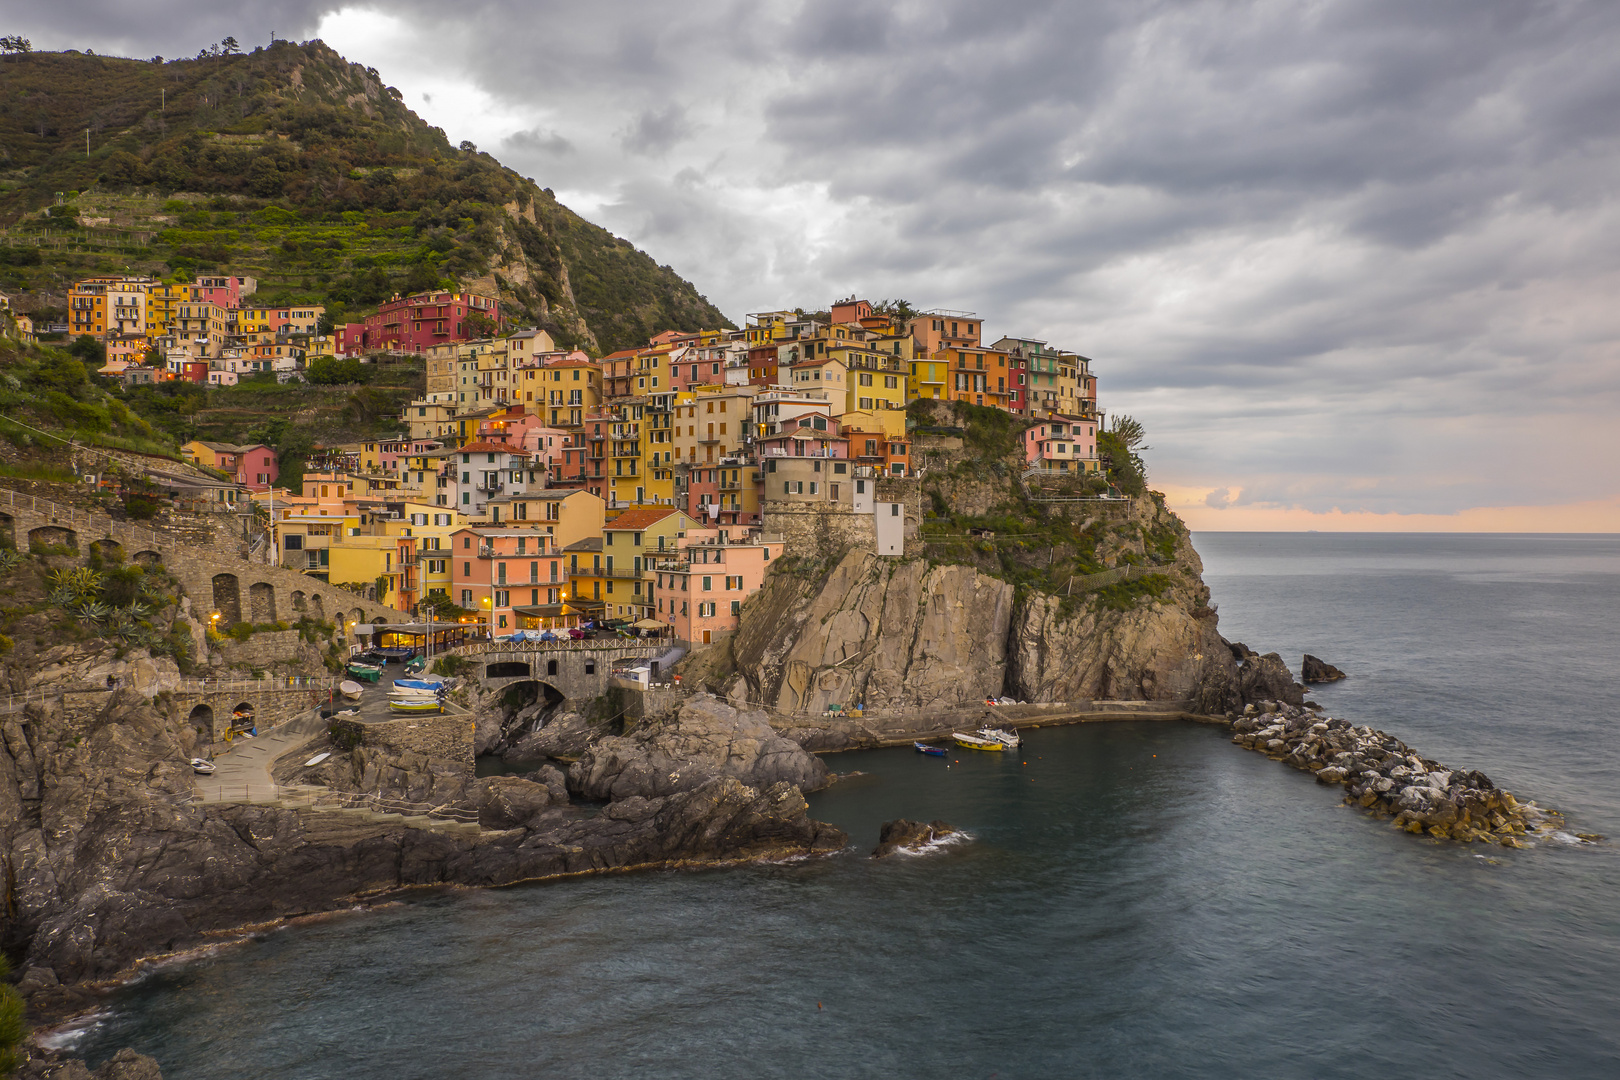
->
[431,654,471,677]
[0,956,27,1075]
[328,717,365,751]
[227,621,255,641]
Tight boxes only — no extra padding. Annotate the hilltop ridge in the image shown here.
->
[0,40,732,353]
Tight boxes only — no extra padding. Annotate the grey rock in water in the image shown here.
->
[569,695,831,801]
[1302,655,1348,683]
[872,818,957,858]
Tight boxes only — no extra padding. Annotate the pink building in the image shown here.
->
[234,444,279,491]
[191,275,254,310]
[1023,414,1099,474]
[755,414,850,461]
[339,291,501,356]
[667,345,733,393]
[650,532,783,645]
[449,527,564,634]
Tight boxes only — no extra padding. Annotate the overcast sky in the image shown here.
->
[21,1,1620,529]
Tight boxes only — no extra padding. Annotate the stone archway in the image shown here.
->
[28,525,77,553]
[231,701,255,732]
[0,511,12,549]
[186,703,214,737]
[351,607,365,627]
[308,593,325,621]
[89,538,124,563]
[486,660,532,678]
[291,590,307,614]
[249,582,277,623]
[132,549,163,568]
[212,573,242,624]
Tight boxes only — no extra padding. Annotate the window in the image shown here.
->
[809,482,818,495]
[702,576,712,591]
[461,589,472,606]
[731,600,741,616]
[891,504,901,516]
[463,561,471,576]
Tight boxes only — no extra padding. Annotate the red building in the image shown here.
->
[337,291,500,356]
[191,275,254,310]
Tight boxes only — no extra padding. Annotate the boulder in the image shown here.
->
[1302,655,1348,683]
[506,708,598,762]
[569,695,830,801]
[474,776,556,829]
[872,818,957,857]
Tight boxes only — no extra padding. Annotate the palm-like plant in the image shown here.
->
[0,549,22,574]
[69,600,110,625]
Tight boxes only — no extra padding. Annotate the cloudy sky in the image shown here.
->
[22,1,1620,530]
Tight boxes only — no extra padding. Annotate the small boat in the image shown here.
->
[304,751,331,767]
[952,731,1004,752]
[392,678,444,691]
[339,680,364,701]
[389,699,443,713]
[914,742,947,757]
[346,664,383,684]
[979,727,1021,749]
[190,757,215,774]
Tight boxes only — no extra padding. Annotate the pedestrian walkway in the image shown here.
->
[193,711,327,804]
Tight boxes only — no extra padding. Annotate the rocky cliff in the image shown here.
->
[0,684,843,1013]
[687,491,1299,718]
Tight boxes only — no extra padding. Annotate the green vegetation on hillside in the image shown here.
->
[0,42,732,353]
[910,400,1178,615]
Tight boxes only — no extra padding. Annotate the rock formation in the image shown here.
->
[21,1047,166,1079]
[0,688,844,1005]
[1228,701,1551,844]
[1302,654,1348,683]
[569,696,831,801]
[872,818,958,857]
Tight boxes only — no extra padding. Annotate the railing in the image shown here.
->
[449,638,663,655]
[1,486,166,550]
[1,676,342,716]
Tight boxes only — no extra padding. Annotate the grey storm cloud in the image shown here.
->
[18,0,1620,518]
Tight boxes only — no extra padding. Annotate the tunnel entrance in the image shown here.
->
[478,680,566,766]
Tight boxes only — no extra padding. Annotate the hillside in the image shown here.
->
[0,41,732,353]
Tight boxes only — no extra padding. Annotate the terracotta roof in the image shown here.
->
[603,506,679,531]
[602,349,639,360]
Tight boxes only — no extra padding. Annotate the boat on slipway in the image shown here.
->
[388,699,444,714]
[953,732,1004,752]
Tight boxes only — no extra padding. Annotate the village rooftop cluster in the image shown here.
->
[34,283,1105,647]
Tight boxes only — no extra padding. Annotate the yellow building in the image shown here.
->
[146,281,190,337]
[68,276,151,340]
[532,358,602,429]
[908,356,950,401]
[603,505,701,621]
[604,401,644,508]
[498,489,607,550]
[641,394,678,507]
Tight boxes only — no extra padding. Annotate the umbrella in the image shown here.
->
[631,618,666,631]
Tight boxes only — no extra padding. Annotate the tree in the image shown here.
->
[1109,414,1149,453]
[221,36,240,54]
[0,34,31,54]
[305,355,364,385]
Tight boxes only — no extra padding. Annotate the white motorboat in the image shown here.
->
[978,727,1021,749]
[190,757,216,775]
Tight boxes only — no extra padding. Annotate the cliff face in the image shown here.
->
[692,553,1016,715]
[689,495,1301,717]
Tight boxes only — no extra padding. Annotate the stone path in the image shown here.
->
[193,712,327,804]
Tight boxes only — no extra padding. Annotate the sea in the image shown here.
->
[67,533,1620,1078]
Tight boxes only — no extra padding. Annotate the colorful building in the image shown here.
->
[651,532,784,645]
[449,527,563,634]
[338,290,500,355]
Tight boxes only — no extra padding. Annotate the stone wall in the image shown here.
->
[761,501,876,562]
[212,629,320,673]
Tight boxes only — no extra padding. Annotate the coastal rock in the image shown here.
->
[506,708,598,762]
[1227,701,1550,844]
[569,695,830,801]
[2,687,844,989]
[1302,655,1348,683]
[20,1048,165,1080]
[684,550,1016,715]
[872,818,957,857]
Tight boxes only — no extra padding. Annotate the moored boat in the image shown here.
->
[952,731,1004,752]
[190,757,215,774]
[389,699,443,713]
[914,742,948,756]
[392,678,444,691]
[978,727,1020,749]
[339,680,364,701]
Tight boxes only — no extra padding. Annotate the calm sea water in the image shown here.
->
[71,533,1620,1079]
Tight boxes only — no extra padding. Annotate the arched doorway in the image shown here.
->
[133,549,163,568]
[28,525,77,553]
[187,703,215,739]
[231,701,256,733]
[213,573,242,624]
[249,582,277,623]
[89,538,124,563]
